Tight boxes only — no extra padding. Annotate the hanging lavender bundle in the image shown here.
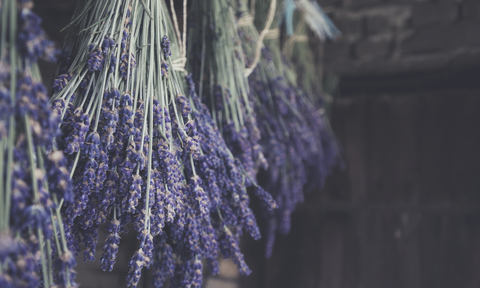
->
[187,0,267,184]
[282,2,342,190]
[249,0,341,257]
[282,0,340,102]
[280,0,342,186]
[234,0,313,256]
[0,0,76,287]
[52,0,274,286]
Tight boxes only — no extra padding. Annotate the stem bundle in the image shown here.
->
[52,0,275,286]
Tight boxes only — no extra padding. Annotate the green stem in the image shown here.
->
[94,69,109,132]
[143,9,155,229]
[53,195,69,260]
[127,0,140,93]
[139,0,154,20]
[69,151,81,178]
[37,228,50,288]
[112,0,127,85]
[0,0,9,61]
[189,154,198,178]
[3,124,13,227]
[59,0,95,32]
[144,84,153,230]
[4,0,17,231]
[8,0,16,104]
[24,115,39,201]
[0,138,4,230]
[198,14,207,101]
[51,212,62,255]
[35,147,57,287]
[80,76,96,109]
[46,238,54,287]
[55,202,72,287]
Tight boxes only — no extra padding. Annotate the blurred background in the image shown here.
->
[36,0,480,287]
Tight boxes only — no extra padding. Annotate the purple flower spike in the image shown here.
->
[87,47,104,72]
[120,52,136,80]
[82,131,100,159]
[219,227,251,276]
[53,250,77,287]
[191,176,209,217]
[161,36,172,57]
[254,186,277,211]
[191,258,203,288]
[161,60,169,76]
[127,175,143,213]
[100,219,121,272]
[176,93,191,118]
[151,235,175,288]
[52,73,72,92]
[18,8,59,62]
[139,230,153,268]
[126,249,146,288]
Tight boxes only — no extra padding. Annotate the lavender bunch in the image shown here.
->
[245,0,340,257]
[283,5,342,189]
[0,0,76,287]
[52,0,275,286]
[276,0,342,190]
[187,0,267,184]
[282,0,340,104]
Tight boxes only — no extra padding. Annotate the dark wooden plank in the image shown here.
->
[331,96,370,203]
[338,67,480,96]
[318,214,347,288]
[448,93,480,203]
[417,93,453,204]
[241,89,480,288]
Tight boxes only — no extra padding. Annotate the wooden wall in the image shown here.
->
[241,89,480,288]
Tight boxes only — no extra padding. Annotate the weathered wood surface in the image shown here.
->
[241,89,480,288]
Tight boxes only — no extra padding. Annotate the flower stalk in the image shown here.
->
[0,0,77,286]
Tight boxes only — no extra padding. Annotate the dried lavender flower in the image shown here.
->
[232,0,341,258]
[0,0,76,286]
[52,0,275,286]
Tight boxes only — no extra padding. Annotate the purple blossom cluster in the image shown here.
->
[0,1,76,286]
[17,1,59,62]
[0,234,38,288]
[53,72,273,288]
[236,2,340,258]
[0,0,338,286]
[51,1,276,287]
[247,65,318,256]
[187,0,268,188]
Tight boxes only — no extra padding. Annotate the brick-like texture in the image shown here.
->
[356,37,392,59]
[366,14,393,35]
[450,47,480,68]
[333,13,364,41]
[401,19,480,54]
[343,0,383,8]
[324,40,353,64]
[319,0,343,7]
[412,2,458,26]
[320,0,480,78]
